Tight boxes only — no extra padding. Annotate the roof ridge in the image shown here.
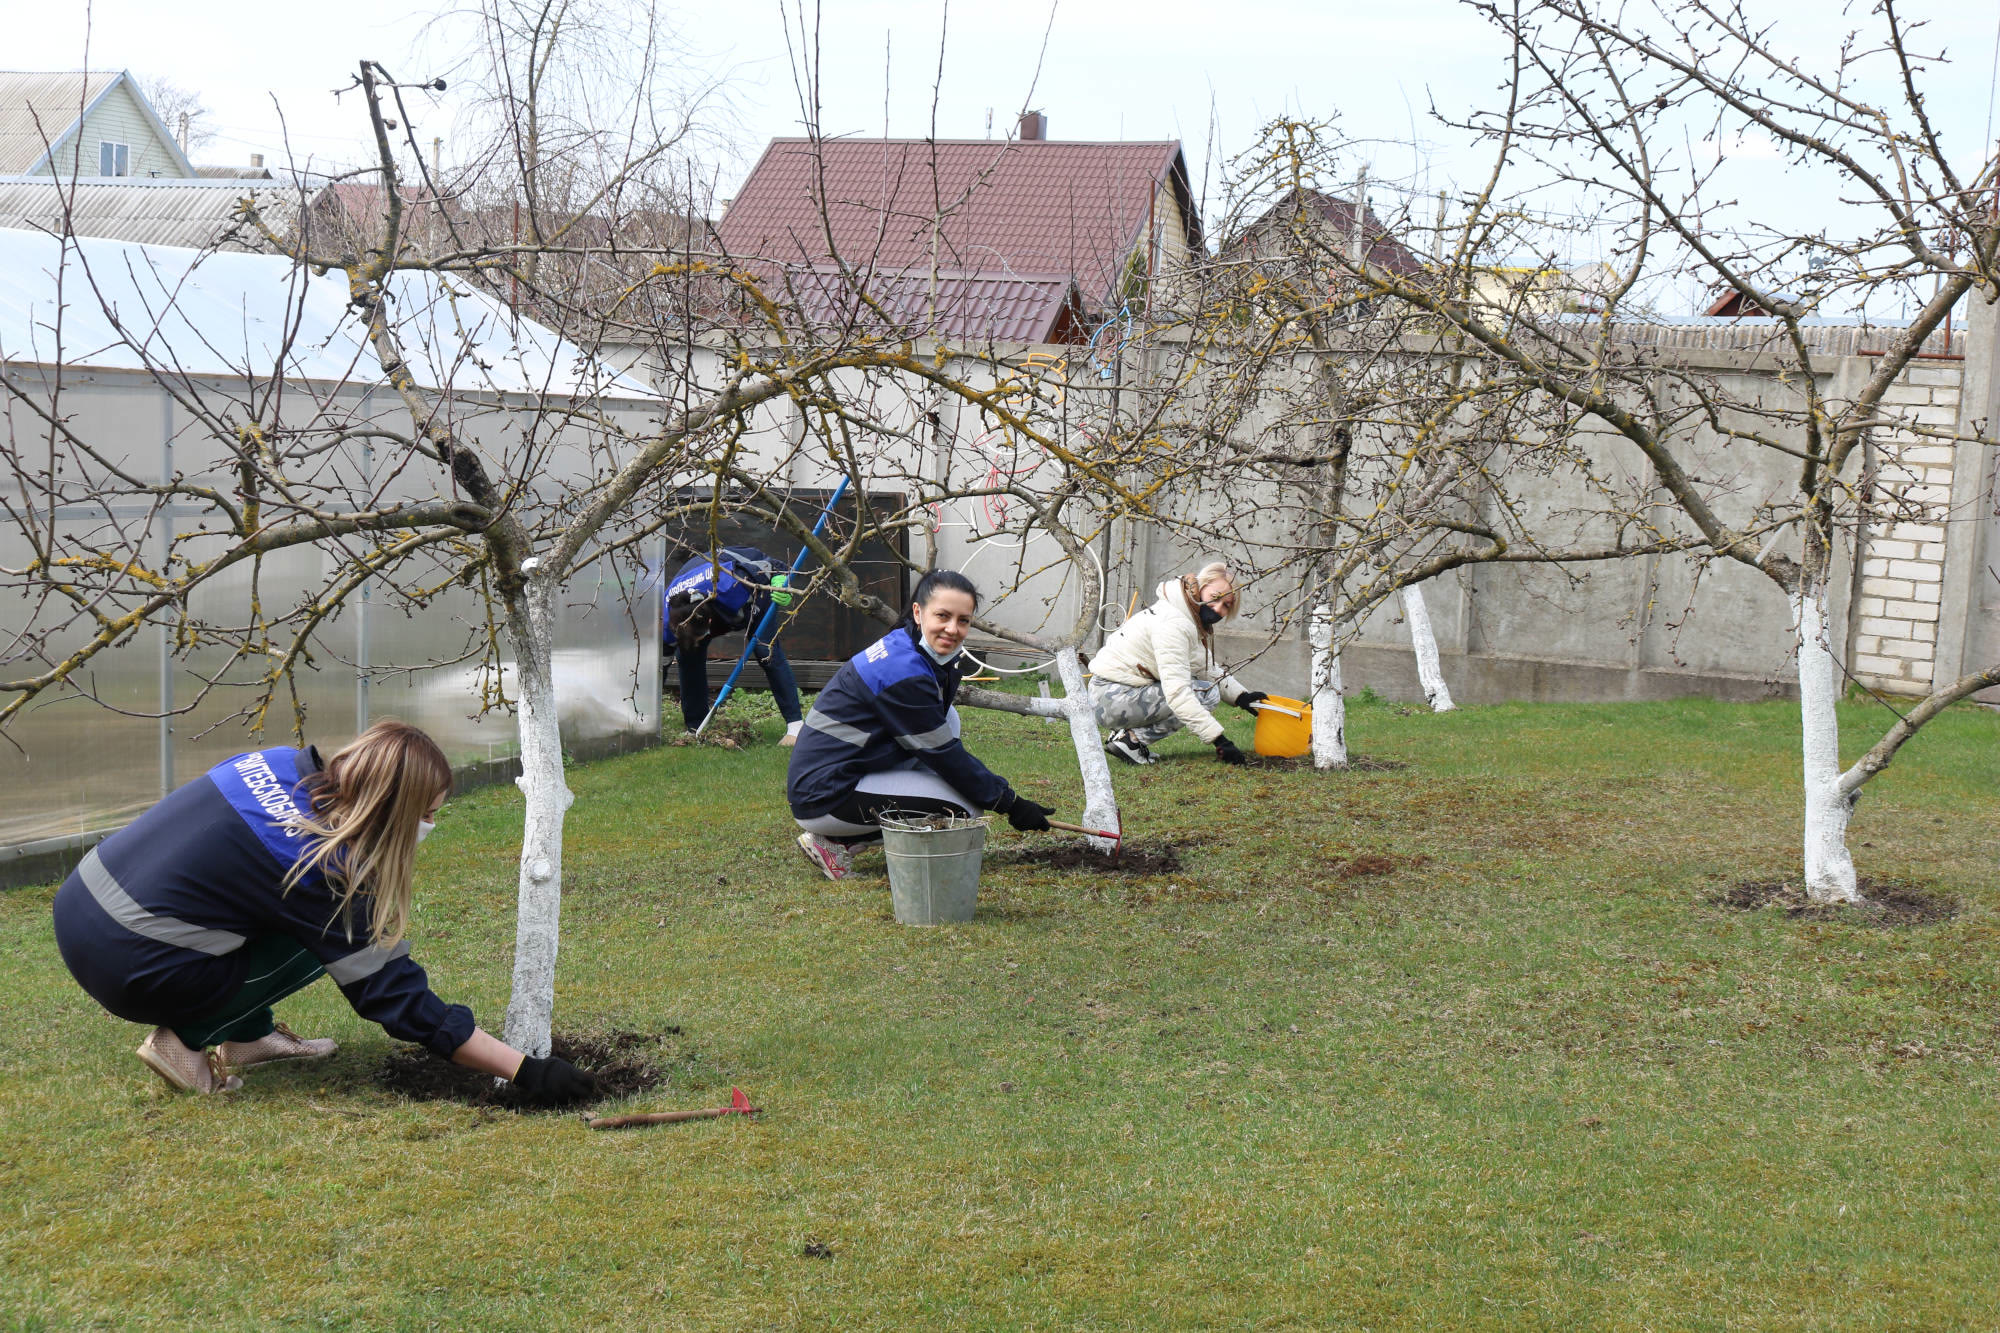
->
[761,136,1183,149]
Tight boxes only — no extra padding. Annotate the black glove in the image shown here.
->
[1004,796,1055,832]
[1234,690,1269,714]
[1213,735,1248,766]
[512,1054,598,1107]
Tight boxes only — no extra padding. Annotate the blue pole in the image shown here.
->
[693,475,853,736]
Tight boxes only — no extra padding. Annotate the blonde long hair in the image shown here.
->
[284,720,452,946]
[1190,560,1241,619]
[1180,560,1241,656]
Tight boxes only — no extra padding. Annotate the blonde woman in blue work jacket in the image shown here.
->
[53,720,596,1101]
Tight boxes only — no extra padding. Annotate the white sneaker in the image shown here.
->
[796,832,853,881]
[1105,731,1157,765]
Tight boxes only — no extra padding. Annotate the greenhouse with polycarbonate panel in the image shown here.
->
[0,228,666,880]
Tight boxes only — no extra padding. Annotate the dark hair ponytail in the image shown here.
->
[902,569,980,625]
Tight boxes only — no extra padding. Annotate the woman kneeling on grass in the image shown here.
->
[1093,559,1268,767]
[52,719,597,1103]
[786,570,1055,880]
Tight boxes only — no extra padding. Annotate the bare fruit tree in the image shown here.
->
[1126,118,1707,771]
[1,43,1176,1058]
[1304,0,2000,901]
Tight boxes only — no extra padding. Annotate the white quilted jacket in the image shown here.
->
[1090,580,1245,742]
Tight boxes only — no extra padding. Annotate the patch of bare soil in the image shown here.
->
[986,838,1184,875]
[1716,878,1958,927]
[375,1029,671,1111]
[667,714,758,749]
[1244,753,1407,772]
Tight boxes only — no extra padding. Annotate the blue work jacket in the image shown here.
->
[785,624,1012,818]
[664,546,780,640]
[52,747,475,1057]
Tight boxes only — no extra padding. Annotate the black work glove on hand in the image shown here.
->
[1003,795,1056,832]
[512,1054,599,1107]
[1233,691,1269,714]
[1213,735,1248,766]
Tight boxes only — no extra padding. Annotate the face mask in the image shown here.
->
[1198,605,1224,628]
[416,819,436,844]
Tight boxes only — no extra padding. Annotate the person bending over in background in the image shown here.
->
[785,569,1055,880]
[1091,560,1268,767]
[51,720,597,1103]
[665,545,806,744]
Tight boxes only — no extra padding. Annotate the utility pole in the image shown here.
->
[1349,167,1368,268]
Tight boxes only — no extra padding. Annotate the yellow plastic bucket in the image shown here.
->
[1250,694,1312,758]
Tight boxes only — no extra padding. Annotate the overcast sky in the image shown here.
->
[16,0,1511,190]
[14,0,2000,308]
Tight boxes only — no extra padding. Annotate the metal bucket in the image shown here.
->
[879,811,990,925]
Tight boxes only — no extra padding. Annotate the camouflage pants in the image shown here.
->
[1090,677,1220,745]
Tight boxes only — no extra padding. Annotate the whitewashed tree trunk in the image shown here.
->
[1401,583,1456,712]
[1794,586,1860,904]
[501,573,577,1057]
[1053,646,1120,851]
[1309,602,1348,769]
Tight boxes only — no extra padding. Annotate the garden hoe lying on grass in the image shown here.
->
[583,1086,759,1131]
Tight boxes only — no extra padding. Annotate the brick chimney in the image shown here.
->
[1017,110,1047,142]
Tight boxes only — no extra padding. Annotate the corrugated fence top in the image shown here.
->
[0,225,656,398]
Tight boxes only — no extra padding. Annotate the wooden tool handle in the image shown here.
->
[1047,819,1120,839]
[586,1106,750,1130]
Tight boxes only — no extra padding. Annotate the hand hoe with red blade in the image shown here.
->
[583,1086,759,1130]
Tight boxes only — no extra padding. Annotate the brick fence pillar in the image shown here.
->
[1850,358,1968,693]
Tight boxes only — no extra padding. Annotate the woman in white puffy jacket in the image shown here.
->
[1089,561,1268,766]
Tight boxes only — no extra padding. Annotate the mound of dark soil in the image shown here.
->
[986,838,1183,875]
[1715,878,1958,927]
[667,714,758,749]
[1244,753,1407,772]
[375,1029,670,1111]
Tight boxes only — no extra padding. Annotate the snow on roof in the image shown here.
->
[0,226,654,399]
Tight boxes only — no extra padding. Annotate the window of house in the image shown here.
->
[98,141,130,177]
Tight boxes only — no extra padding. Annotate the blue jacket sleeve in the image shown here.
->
[873,676,1014,810]
[270,880,475,1057]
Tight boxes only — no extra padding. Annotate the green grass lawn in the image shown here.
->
[3,693,1998,1330]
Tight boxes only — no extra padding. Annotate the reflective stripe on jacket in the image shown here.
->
[51,747,474,1056]
[664,546,778,636]
[785,624,1011,818]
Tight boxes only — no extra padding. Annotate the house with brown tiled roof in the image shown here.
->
[1224,186,1425,281]
[715,117,1202,345]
